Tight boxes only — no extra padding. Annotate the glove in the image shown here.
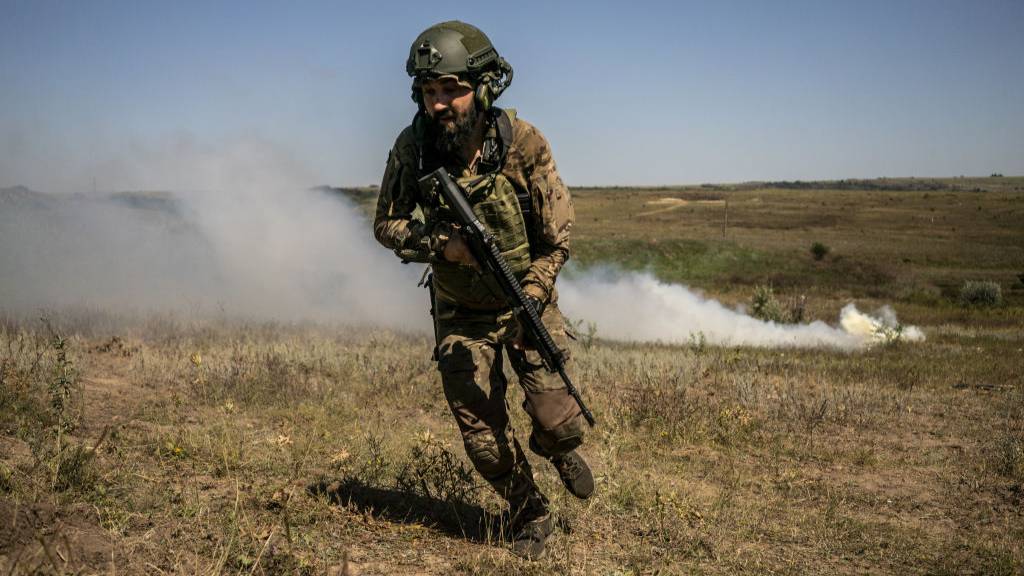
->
[405,221,452,263]
[524,295,546,318]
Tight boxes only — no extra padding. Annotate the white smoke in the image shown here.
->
[0,138,428,330]
[558,269,923,350]
[1,137,924,348]
[838,303,925,345]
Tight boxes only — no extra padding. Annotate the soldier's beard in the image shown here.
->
[429,104,479,157]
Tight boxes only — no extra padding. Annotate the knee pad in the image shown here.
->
[530,415,585,458]
[463,430,514,480]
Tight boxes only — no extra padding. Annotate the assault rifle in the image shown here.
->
[422,168,595,427]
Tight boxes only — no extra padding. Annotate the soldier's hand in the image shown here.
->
[509,320,530,351]
[443,231,479,268]
[510,296,544,351]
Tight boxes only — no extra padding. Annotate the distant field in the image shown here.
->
[571,177,1024,319]
[2,176,1022,574]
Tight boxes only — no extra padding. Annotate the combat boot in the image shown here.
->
[530,435,594,499]
[509,488,552,560]
[551,450,594,499]
[511,512,554,560]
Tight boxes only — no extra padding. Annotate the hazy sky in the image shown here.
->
[2,0,1022,192]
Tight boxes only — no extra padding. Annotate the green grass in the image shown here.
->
[571,177,1024,308]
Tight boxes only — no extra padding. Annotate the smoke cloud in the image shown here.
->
[558,269,923,350]
[0,139,427,330]
[2,139,922,348]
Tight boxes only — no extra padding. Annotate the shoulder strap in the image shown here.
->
[497,109,537,256]
[478,107,511,174]
[496,107,515,152]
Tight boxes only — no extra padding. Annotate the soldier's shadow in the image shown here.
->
[307,478,511,544]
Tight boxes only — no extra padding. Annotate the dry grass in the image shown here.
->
[2,178,1023,574]
[572,177,1024,318]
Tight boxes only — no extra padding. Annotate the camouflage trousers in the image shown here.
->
[433,296,586,511]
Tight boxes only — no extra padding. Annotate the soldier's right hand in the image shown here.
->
[443,230,479,268]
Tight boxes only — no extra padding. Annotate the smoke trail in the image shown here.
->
[558,268,923,350]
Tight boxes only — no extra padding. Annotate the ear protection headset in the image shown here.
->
[472,59,514,111]
[410,58,513,113]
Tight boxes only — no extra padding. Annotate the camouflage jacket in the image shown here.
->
[374,112,574,304]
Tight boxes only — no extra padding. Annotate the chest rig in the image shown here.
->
[415,108,534,310]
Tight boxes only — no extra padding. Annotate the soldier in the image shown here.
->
[373,21,594,559]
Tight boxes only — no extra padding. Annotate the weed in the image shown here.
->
[875,322,906,347]
[52,442,99,492]
[751,284,786,322]
[959,280,1003,307]
[566,317,599,351]
[713,405,756,446]
[810,241,831,261]
[0,462,12,493]
[352,431,392,487]
[158,436,190,461]
[395,431,478,506]
[44,321,77,435]
[991,432,1023,482]
[34,320,93,492]
[750,284,805,324]
[687,331,707,353]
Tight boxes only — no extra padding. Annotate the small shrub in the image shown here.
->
[688,331,707,353]
[788,294,806,324]
[959,280,1002,307]
[566,317,599,351]
[53,442,98,492]
[751,284,786,323]
[810,241,830,261]
[750,285,805,324]
[395,431,476,506]
[47,327,77,435]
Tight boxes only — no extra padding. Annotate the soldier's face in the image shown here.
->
[421,77,475,129]
[421,77,479,155]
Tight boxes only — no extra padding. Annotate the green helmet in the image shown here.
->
[406,20,513,110]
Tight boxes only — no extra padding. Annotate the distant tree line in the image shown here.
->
[753,179,953,192]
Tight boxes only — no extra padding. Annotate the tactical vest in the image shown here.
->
[415,108,532,310]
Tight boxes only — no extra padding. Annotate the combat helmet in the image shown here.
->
[406,21,513,111]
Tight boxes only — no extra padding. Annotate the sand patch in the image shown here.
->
[638,196,725,217]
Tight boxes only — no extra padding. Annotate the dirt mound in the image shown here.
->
[0,499,116,574]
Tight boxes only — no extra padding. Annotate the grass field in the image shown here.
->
[2,177,1022,574]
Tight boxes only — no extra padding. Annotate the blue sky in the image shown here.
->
[2,0,1022,191]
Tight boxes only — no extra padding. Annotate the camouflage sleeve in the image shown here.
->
[518,122,574,303]
[373,142,445,263]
